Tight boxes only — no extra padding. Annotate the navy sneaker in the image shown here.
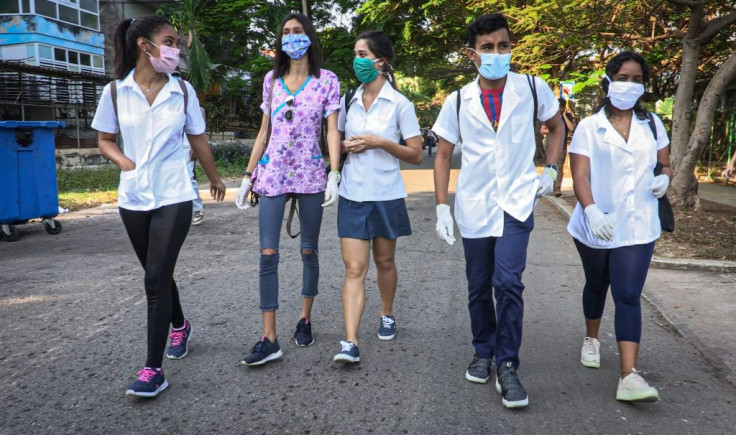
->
[378,315,396,340]
[333,341,360,364]
[466,354,493,384]
[125,367,168,398]
[495,361,529,408]
[166,319,193,359]
[292,318,314,347]
[241,336,283,366]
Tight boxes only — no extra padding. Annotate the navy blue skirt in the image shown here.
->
[337,196,412,240]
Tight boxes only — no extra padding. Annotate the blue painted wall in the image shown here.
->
[0,15,104,55]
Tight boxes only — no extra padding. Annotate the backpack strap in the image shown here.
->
[110,80,118,119]
[526,74,538,124]
[647,112,657,140]
[344,88,356,116]
[455,89,462,143]
[177,78,188,115]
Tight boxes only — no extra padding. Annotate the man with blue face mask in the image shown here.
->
[432,13,564,409]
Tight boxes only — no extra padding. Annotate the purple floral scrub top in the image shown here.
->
[252,69,340,197]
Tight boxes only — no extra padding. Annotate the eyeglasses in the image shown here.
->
[284,96,295,121]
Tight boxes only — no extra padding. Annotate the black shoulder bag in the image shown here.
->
[648,113,674,232]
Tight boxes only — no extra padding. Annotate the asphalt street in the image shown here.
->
[1,160,735,433]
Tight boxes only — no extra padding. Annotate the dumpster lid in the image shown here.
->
[0,121,66,128]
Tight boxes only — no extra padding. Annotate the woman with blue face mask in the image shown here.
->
[567,51,672,402]
[235,13,342,366]
[332,31,423,364]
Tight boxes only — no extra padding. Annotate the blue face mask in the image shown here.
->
[281,34,311,60]
[470,50,512,80]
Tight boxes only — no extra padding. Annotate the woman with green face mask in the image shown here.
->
[332,31,423,364]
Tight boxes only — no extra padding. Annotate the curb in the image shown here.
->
[544,196,736,273]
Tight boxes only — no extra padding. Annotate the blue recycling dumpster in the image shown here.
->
[0,121,66,241]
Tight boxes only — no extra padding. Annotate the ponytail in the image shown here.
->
[112,15,172,80]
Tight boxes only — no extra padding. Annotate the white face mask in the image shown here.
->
[606,75,645,110]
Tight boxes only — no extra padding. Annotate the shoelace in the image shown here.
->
[469,356,491,370]
[583,339,598,355]
[381,316,395,329]
[170,329,187,347]
[251,338,267,353]
[137,368,159,382]
[340,341,355,352]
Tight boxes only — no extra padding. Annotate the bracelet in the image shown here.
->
[544,163,559,172]
[243,171,252,177]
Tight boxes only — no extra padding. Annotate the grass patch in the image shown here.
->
[59,190,119,212]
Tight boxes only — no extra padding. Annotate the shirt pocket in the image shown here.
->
[153,159,192,202]
[118,169,141,205]
[455,192,490,229]
[510,113,530,144]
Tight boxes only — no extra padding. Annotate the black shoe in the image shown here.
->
[292,318,314,347]
[465,354,493,384]
[495,361,529,408]
[241,336,283,366]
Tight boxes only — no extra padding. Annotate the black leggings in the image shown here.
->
[119,201,192,368]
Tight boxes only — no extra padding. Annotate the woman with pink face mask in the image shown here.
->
[92,15,226,398]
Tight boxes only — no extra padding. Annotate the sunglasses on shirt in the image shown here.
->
[284,96,294,121]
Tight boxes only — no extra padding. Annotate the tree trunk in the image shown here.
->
[669,3,704,208]
[671,49,736,209]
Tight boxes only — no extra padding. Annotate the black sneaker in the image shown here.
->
[292,318,314,347]
[241,336,283,366]
[125,367,168,398]
[495,361,529,408]
[166,319,193,359]
[378,315,396,340]
[465,354,493,384]
[333,341,360,364]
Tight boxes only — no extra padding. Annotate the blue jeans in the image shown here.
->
[574,239,654,343]
[258,192,325,311]
[462,212,533,368]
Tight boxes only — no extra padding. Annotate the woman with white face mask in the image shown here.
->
[235,13,342,367]
[92,15,226,398]
[567,51,671,402]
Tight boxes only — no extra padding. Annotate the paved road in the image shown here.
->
[1,179,734,433]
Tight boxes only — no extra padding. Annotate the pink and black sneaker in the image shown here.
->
[166,319,193,359]
[125,367,168,398]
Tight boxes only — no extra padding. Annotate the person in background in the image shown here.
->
[234,12,341,366]
[332,31,422,364]
[553,97,577,196]
[432,13,563,409]
[567,51,670,402]
[92,15,226,398]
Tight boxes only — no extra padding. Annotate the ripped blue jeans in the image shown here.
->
[258,192,324,311]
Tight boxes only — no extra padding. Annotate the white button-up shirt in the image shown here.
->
[92,70,205,211]
[432,72,559,238]
[567,109,669,248]
[337,81,421,202]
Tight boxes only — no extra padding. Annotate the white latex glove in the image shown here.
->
[322,171,340,207]
[435,204,456,245]
[235,177,252,210]
[536,166,557,198]
[584,204,614,242]
[649,174,669,198]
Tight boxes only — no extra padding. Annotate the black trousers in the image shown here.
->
[119,201,191,368]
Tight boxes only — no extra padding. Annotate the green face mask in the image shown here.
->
[353,57,379,84]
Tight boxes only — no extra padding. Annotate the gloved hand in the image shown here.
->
[649,174,669,198]
[536,166,558,198]
[584,204,614,242]
[322,171,340,207]
[435,204,456,245]
[235,177,252,210]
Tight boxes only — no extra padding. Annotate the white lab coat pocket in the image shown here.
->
[455,192,490,230]
[118,168,141,206]
[153,159,192,203]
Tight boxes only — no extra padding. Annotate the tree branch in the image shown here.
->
[699,12,736,43]
[666,0,706,6]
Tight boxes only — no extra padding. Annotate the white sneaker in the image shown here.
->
[580,337,600,368]
[616,369,660,402]
[192,208,205,226]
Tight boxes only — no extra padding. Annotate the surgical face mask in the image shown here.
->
[606,75,645,110]
[353,57,380,84]
[145,39,180,74]
[281,34,311,60]
[470,49,511,80]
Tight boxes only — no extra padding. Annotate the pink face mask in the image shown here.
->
[145,39,180,74]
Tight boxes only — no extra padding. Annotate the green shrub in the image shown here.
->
[57,166,120,192]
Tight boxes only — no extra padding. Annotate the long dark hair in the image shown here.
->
[356,30,397,89]
[113,15,172,80]
[598,50,650,120]
[273,13,321,79]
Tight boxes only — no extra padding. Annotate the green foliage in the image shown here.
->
[57,166,120,192]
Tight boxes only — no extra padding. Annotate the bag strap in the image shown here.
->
[344,88,356,116]
[526,74,538,124]
[455,88,462,143]
[178,78,188,114]
[647,112,657,140]
[285,195,301,239]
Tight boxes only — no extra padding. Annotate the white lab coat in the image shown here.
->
[567,109,669,248]
[432,72,559,238]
